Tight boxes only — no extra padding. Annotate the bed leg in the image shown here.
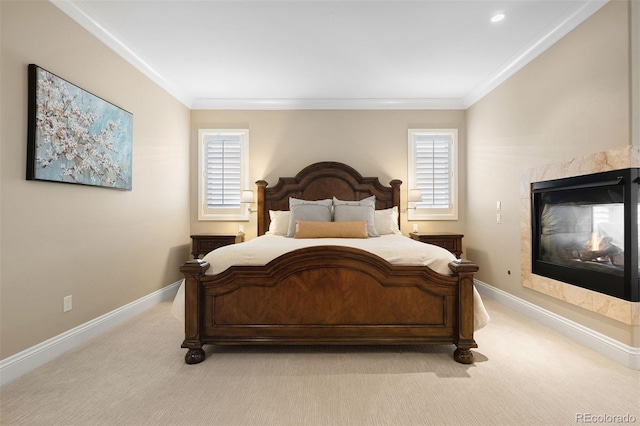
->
[453,347,474,364]
[185,348,206,364]
[180,259,210,366]
[449,259,479,365]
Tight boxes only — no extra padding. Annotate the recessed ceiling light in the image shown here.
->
[491,12,506,23]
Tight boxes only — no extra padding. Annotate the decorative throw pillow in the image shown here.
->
[286,198,332,237]
[333,195,379,237]
[266,210,290,236]
[374,206,401,235]
[294,221,368,239]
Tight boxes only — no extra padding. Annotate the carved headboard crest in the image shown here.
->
[256,162,401,236]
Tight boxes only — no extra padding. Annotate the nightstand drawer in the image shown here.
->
[428,238,457,252]
[190,234,244,258]
[410,232,463,258]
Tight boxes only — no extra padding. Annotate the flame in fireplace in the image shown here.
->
[589,232,603,251]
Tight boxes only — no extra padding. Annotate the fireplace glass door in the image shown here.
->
[537,186,624,275]
[531,168,639,301]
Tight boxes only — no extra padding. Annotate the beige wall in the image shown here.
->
[0,1,191,358]
[467,1,637,345]
[190,109,467,240]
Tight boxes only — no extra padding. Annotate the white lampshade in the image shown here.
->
[240,190,255,203]
[408,189,422,203]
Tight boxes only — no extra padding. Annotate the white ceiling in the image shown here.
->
[52,0,608,109]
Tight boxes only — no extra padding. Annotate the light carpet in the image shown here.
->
[1,298,638,425]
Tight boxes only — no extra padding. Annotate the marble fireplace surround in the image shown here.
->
[521,146,640,326]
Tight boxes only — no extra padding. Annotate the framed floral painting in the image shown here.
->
[27,64,133,190]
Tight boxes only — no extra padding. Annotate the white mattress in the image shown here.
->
[172,234,489,329]
[204,234,456,276]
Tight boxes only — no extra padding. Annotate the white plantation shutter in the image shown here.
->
[415,136,451,209]
[408,129,458,220]
[198,129,249,220]
[205,136,241,208]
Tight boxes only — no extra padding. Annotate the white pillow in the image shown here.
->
[286,198,333,237]
[374,206,401,235]
[333,195,379,237]
[266,210,290,236]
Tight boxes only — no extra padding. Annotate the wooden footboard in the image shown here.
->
[180,246,478,365]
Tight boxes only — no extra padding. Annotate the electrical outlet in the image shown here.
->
[63,295,72,312]
[238,224,244,233]
[412,224,418,233]
[496,213,502,224]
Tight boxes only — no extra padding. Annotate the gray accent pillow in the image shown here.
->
[286,198,333,237]
[333,195,379,237]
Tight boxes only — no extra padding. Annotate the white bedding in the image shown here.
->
[172,234,489,329]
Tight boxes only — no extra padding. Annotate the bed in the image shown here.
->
[179,162,486,365]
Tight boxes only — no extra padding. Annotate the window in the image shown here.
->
[408,129,458,220]
[198,129,249,221]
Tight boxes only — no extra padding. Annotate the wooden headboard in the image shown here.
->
[256,162,402,236]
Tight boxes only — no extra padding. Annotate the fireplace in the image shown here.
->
[531,168,639,302]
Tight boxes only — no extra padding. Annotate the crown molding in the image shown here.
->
[190,97,465,110]
[50,0,193,107]
[52,0,609,111]
[463,0,609,108]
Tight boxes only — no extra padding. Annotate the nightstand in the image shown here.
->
[190,233,244,259]
[410,232,464,258]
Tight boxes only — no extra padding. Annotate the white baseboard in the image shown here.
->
[474,280,640,370]
[0,281,182,386]
[3,280,636,385]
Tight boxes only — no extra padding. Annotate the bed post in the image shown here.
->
[448,259,479,364]
[389,179,402,230]
[180,259,210,364]
[256,180,268,236]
